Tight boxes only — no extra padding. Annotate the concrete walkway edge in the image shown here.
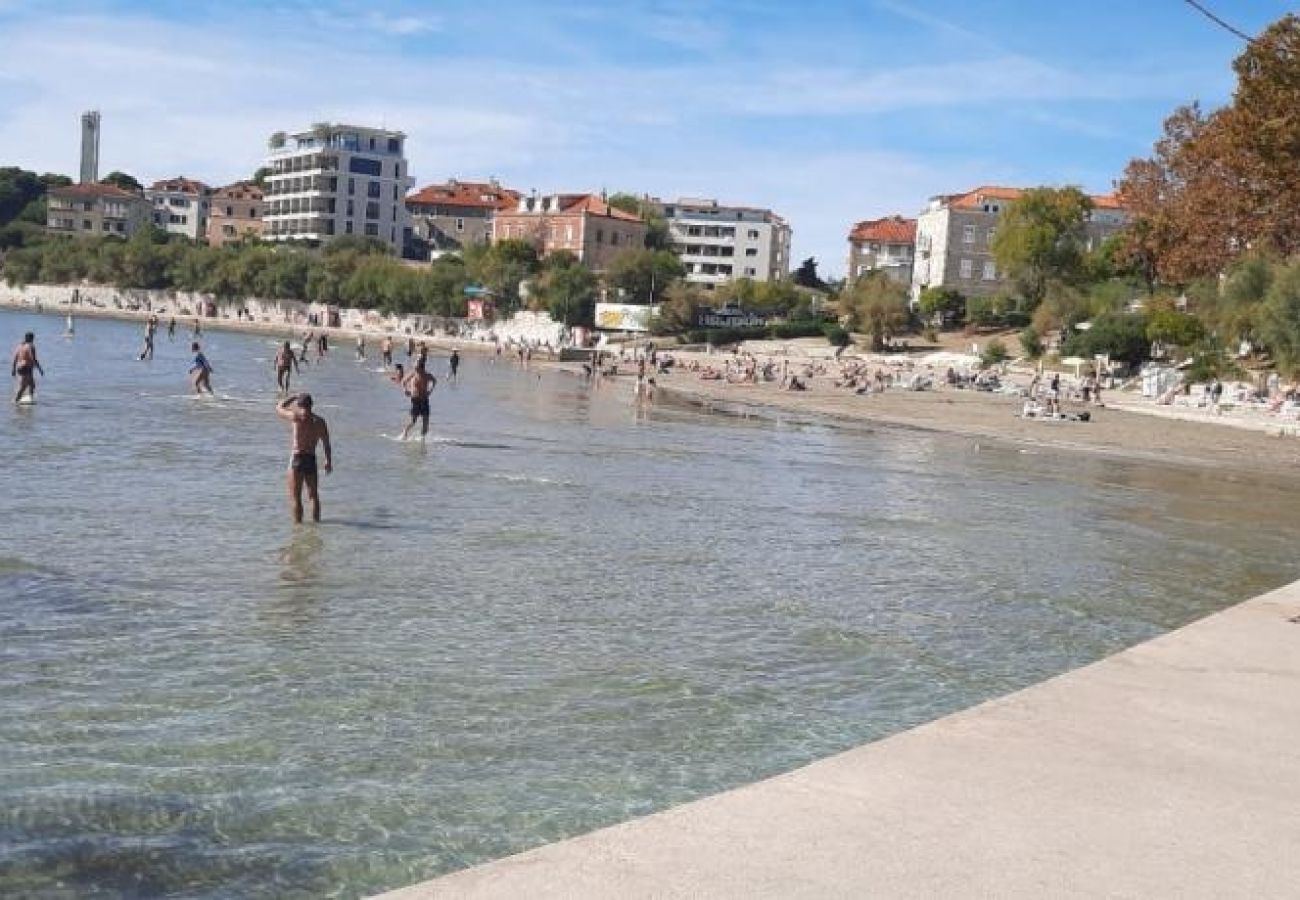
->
[376,580,1300,898]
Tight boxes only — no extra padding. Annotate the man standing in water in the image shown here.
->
[190,341,215,395]
[137,315,157,360]
[167,317,176,340]
[11,332,44,403]
[399,359,437,441]
[274,340,300,394]
[277,393,332,523]
[449,348,460,382]
[381,335,393,368]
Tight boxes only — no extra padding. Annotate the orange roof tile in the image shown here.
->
[148,176,209,195]
[50,182,144,199]
[849,215,916,244]
[947,185,1125,211]
[406,179,520,211]
[562,194,643,222]
[211,181,263,201]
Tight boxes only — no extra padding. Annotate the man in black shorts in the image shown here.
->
[11,332,44,403]
[399,359,437,441]
[277,393,332,523]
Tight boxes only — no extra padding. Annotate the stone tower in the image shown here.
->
[79,110,101,184]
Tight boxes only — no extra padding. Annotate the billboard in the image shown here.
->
[595,303,659,332]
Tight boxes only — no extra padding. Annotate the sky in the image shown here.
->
[0,0,1292,275]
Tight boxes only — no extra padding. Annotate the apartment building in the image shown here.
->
[206,181,264,248]
[262,123,413,254]
[46,182,152,238]
[492,193,646,271]
[406,178,520,255]
[656,198,791,287]
[910,185,1127,302]
[846,216,916,286]
[146,176,210,241]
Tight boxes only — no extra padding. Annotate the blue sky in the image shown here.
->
[0,0,1291,274]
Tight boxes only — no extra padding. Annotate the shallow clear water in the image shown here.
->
[2,309,1297,898]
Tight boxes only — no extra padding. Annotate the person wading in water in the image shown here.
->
[11,332,44,403]
[277,393,332,523]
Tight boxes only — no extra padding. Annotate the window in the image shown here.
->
[346,200,354,216]
[225,206,233,216]
[364,222,379,236]
[986,229,996,246]
[744,267,756,276]
[367,181,382,198]
[223,225,235,236]
[365,201,380,220]
[959,258,973,278]
[83,219,92,230]
[388,137,400,154]
[982,261,996,281]
[455,217,464,232]
[348,178,355,195]
[611,232,619,246]
[250,207,257,217]
[747,229,759,240]
[596,228,604,243]
[349,157,381,176]
[962,225,975,243]
[744,247,757,257]
[102,221,111,231]
[345,221,353,234]
[114,222,124,232]
[393,184,399,201]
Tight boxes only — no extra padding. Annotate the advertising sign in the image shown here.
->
[595,303,658,332]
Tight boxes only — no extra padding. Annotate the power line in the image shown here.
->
[1182,0,1253,42]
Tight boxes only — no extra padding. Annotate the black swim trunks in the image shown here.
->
[16,365,32,377]
[290,452,318,475]
[410,396,430,417]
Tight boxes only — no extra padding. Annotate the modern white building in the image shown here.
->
[146,177,210,241]
[656,198,791,288]
[262,123,413,254]
[910,185,1128,303]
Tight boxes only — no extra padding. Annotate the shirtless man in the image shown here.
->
[277,393,332,523]
[448,349,460,382]
[189,341,214,395]
[355,333,366,361]
[274,340,300,393]
[11,332,44,403]
[400,359,437,441]
[381,336,393,368]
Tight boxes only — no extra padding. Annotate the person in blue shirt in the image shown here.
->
[189,341,214,396]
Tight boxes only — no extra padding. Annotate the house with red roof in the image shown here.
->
[46,182,152,239]
[146,176,211,242]
[492,193,647,271]
[207,181,264,248]
[846,215,916,287]
[405,178,520,255]
[909,185,1129,303]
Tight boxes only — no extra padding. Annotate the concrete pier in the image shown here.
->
[377,580,1300,898]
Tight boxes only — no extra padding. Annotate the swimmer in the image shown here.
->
[381,336,393,368]
[277,393,332,524]
[449,349,460,382]
[388,362,405,386]
[399,359,437,441]
[11,332,44,403]
[189,341,214,395]
[274,340,301,393]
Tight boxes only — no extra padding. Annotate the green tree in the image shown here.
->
[1062,314,1150,367]
[102,171,143,192]
[843,272,909,351]
[917,286,965,326]
[607,193,670,250]
[605,248,684,303]
[792,257,827,291]
[649,281,707,334]
[991,186,1093,306]
[537,255,598,326]
[1257,259,1300,375]
[1019,326,1044,359]
[1145,306,1205,349]
[463,238,540,310]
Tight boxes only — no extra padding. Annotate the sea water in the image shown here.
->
[2,309,1298,898]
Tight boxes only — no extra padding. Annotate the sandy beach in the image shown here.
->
[7,292,1300,480]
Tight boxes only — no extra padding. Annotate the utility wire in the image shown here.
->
[1182,0,1253,42]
